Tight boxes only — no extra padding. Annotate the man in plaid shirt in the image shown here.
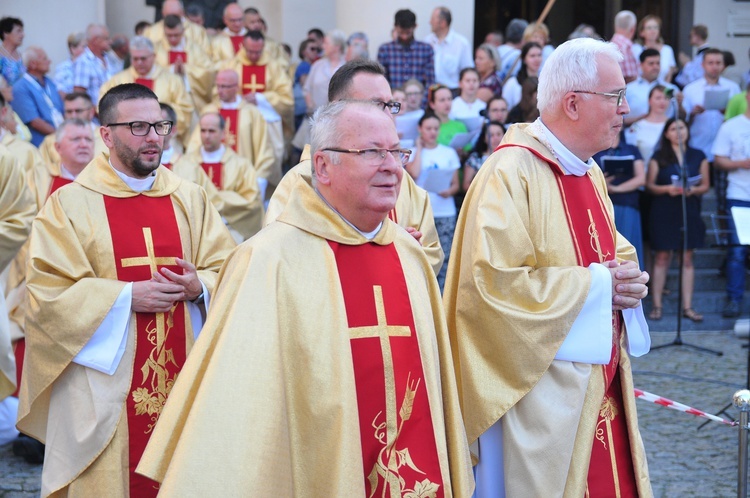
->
[610,10,638,84]
[73,24,114,105]
[377,9,435,92]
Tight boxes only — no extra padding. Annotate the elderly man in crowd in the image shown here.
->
[444,37,652,497]
[11,47,63,146]
[174,111,263,241]
[17,83,235,497]
[137,98,473,497]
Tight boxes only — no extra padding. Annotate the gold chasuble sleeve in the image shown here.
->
[266,156,445,276]
[0,150,35,273]
[137,176,473,497]
[17,156,235,497]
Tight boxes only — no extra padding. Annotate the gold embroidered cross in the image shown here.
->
[587,209,611,263]
[349,285,411,496]
[242,72,265,93]
[121,227,178,398]
[224,116,237,149]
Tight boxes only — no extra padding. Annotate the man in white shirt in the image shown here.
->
[625,48,681,126]
[424,7,473,90]
[684,48,741,212]
[713,90,750,318]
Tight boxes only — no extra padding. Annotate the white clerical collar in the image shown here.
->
[108,159,157,192]
[161,145,174,164]
[200,145,225,163]
[220,95,242,109]
[223,27,247,37]
[535,118,594,176]
[170,40,186,51]
[0,129,6,142]
[59,164,78,180]
[314,187,383,239]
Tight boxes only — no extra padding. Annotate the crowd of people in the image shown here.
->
[0,1,744,496]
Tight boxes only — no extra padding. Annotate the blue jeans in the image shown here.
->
[726,198,750,301]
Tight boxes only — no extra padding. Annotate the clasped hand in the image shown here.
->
[131,258,202,313]
[605,260,649,311]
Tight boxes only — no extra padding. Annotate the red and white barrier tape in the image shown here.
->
[634,388,737,426]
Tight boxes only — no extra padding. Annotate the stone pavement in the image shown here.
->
[0,330,749,496]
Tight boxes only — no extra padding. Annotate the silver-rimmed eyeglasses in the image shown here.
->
[572,89,626,107]
[323,148,412,165]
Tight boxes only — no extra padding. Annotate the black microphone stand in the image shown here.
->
[652,97,722,356]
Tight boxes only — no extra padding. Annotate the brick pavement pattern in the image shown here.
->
[0,330,748,496]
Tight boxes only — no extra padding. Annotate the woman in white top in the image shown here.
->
[501,42,542,110]
[406,113,460,290]
[449,68,486,120]
[633,15,676,83]
[624,85,670,166]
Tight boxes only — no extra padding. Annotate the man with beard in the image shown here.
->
[17,83,235,497]
[377,9,435,91]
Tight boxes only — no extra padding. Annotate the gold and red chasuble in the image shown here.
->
[162,163,173,170]
[11,175,75,397]
[241,65,266,93]
[103,195,187,498]
[168,51,188,65]
[230,36,243,54]
[201,162,223,189]
[329,241,444,498]
[135,78,154,90]
[48,176,73,198]
[219,108,239,151]
[498,144,638,497]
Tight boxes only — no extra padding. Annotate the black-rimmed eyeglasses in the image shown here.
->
[106,120,173,136]
[572,89,627,107]
[323,148,412,165]
[374,100,401,115]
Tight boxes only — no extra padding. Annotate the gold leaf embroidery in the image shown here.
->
[403,478,440,498]
[599,396,618,421]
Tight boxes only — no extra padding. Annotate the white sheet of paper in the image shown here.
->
[458,116,485,132]
[395,110,423,141]
[449,130,481,149]
[421,168,455,193]
[703,88,730,111]
[732,206,750,245]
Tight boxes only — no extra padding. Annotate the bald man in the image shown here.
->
[144,0,212,57]
[73,24,114,103]
[211,3,247,63]
[187,69,276,195]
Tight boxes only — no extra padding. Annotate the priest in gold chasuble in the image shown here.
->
[0,146,35,401]
[17,84,235,498]
[186,69,278,192]
[99,36,195,149]
[174,112,263,241]
[444,39,653,497]
[137,100,473,496]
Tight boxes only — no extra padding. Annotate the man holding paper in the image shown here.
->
[683,49,740,162]
[444,38,652,496]
[714,90,750,318]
